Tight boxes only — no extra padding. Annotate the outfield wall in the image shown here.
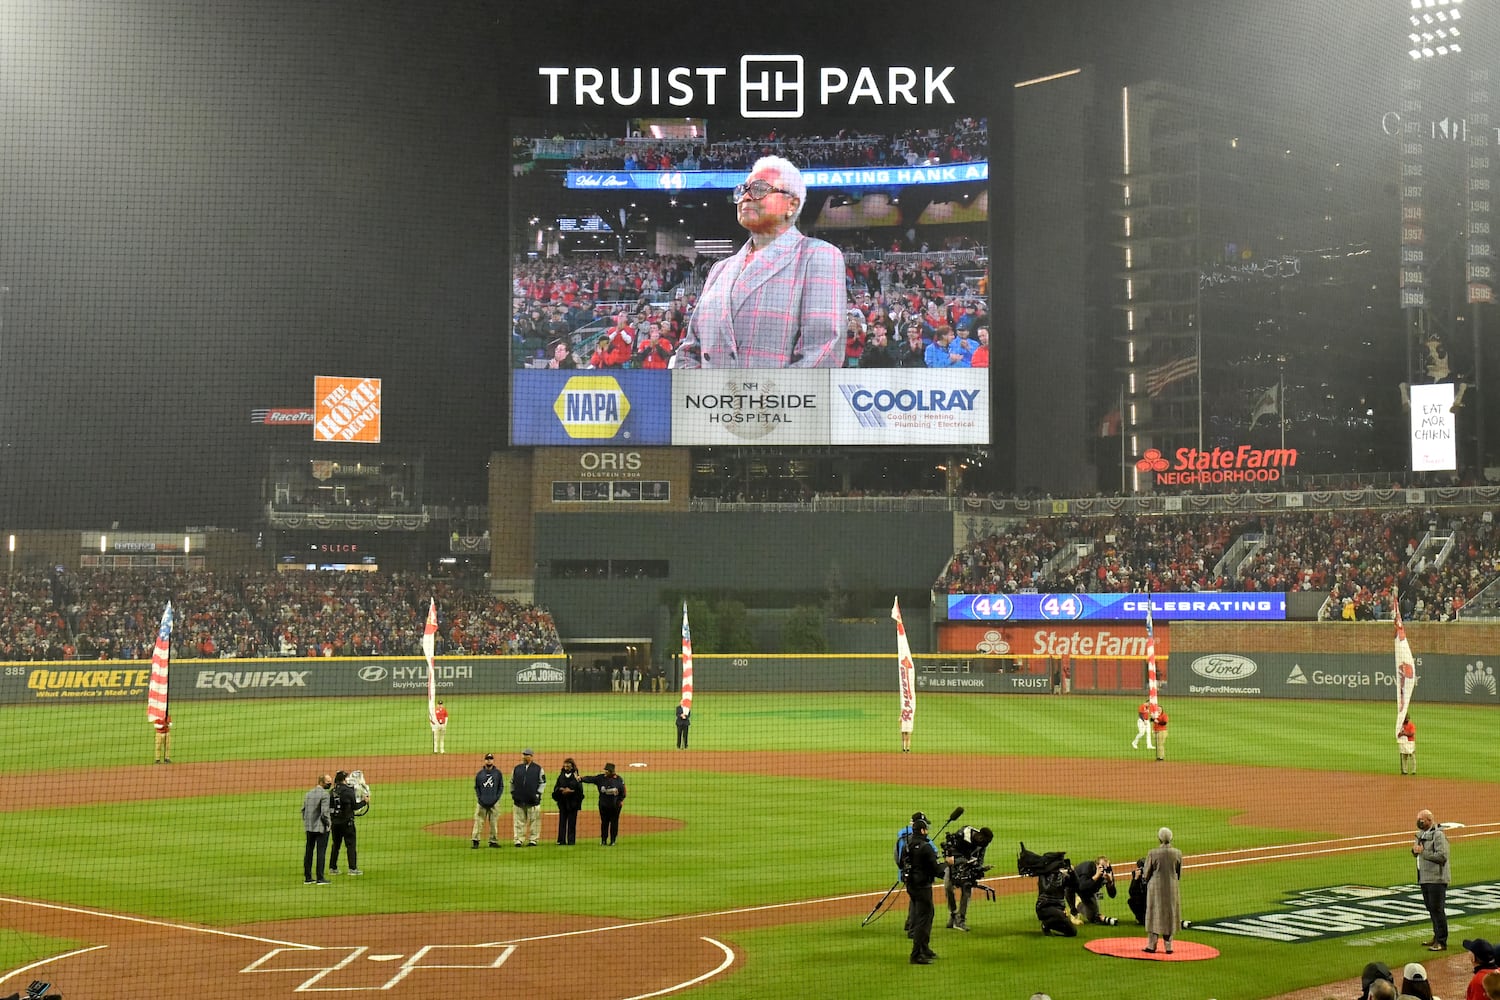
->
[0,656,569,703]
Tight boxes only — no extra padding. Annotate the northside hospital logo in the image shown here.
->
[538,58,957,118]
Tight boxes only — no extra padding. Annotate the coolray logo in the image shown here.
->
[1137,444,1298,487]
[840,386,980,428]
[516,662,566,685]
[1195,878,1500,942]
[538,60,956,119]
[1190,654,1258,681]
[1287,664,1308,684]
[553,376,631,439]
[195,670,309,692]
[358,666,388,683]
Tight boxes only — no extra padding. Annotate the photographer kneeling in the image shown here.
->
[943,825,994,932]
[1071,856,1119,926]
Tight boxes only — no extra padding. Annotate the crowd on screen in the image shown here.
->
[934,508,1500,622]
[564,118,988,173]
[513,249,990,370]
[0,570,561,661]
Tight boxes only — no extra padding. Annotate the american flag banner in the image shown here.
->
[893,597,916,733]
[679,602,693,715]
[421,598,439,727]
[146,602,173,724]
[1145,600,1159,710]
[1145,354,1198,397]
[1394,601,1418,736]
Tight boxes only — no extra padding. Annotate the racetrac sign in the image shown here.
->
[1136,444,1298,487]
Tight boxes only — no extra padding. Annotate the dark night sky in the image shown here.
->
[0,1,1471,527]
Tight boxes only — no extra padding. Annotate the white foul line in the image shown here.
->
[0,895,319,949]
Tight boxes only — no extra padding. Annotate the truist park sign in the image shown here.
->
[539,58,956,118]
[1136,445,1298,488]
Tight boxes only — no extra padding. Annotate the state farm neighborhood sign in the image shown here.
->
[1137,445,1297,487]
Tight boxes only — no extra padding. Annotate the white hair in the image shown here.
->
[749,155,807,221]
[1158,826,1173,845]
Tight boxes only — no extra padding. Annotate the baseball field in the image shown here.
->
[0,688,1497,1000]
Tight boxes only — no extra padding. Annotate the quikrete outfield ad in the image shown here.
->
[1,692,1498,999]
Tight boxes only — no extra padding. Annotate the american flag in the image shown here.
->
[679,602,693,715]
[421,598,439,727]
[1145,355,1198,397]
[146,602,173,724]
[1145,600,1159,710]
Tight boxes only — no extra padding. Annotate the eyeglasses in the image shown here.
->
[733,180,794,202]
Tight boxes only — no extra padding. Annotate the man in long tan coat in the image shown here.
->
[1143,826,1182,954]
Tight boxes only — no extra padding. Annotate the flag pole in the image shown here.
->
[1279,366,1286,452]
[1119,383,1127,495]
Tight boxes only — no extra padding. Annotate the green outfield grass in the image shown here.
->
[1,692,1497,1000]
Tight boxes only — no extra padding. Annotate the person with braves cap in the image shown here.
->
[901,814,941,964]
[472,753,503,849]
[581,763,626,845]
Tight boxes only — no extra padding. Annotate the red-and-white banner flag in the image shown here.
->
[146,602,173,724]
[893,597,916,733]
[422,598,439,727]
[1394,603,1418,736]
[679,602,694,715]
[1145,600,1159,709]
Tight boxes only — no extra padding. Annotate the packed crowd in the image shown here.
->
[1,570,561,661]
[565,118,988,173]
[935,508,1500,621]
[513,250,990,370]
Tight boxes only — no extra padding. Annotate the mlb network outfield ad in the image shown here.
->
[506,20,996,449]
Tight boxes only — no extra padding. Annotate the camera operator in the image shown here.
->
[328,770,363,876]
[1127,856,1148,924]
[1071,856,1118,926]
[1034,857,1079,937]
[942,825,993,932]
[900,816,941,965]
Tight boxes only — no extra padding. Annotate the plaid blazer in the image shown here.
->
[676,228,845,368]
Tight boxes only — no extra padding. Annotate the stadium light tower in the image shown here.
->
[1408,0,1463,61]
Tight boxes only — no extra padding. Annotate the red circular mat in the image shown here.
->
[1085,937,1220,961]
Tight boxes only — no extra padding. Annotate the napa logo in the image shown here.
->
[554,376,631,439]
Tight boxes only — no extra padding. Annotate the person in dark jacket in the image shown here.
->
[511,749,546,847]
[472,753,503,848]
[1035,858,1080,937]
[1071,856,1118,925]
[328,770,363,875]
[1127,856,1148,924]
[902,816,942,964]
[551,757,584,845]
[581,763,626,845]
[1358,960,1394,1000]
[675,704,691,748]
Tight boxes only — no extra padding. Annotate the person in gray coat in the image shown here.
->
[1142,826,1182,954]
[302,773,332,885]
[1412,808,1451,951]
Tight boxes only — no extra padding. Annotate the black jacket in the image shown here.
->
[902,832,941,889]
[329,782,359,827]
[551,768,585,809]
[511,761,546,807]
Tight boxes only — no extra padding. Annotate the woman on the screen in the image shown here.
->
[673,155,845,368]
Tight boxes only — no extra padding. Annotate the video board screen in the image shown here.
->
[510,112,991,447]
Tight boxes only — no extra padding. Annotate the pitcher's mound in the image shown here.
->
[1085,937,1219,961]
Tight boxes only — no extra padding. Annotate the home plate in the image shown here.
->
[1085,938,1219,961]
